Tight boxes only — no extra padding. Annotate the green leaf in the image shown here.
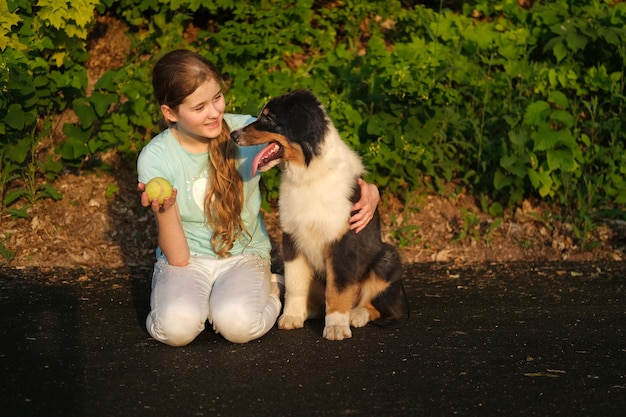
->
[578,133,591,147]
[6,207,30,219]
[533,125,559,151]
[38,183,62,201]
[523,101,550,126]
[3,103,25,130]
[6,137,33,164]
[555,128,575,148]
[565,32,587,53]
[508,129,529,148]
[548,90,569,108]
[60,124,91,159]
[500,154,527,178]
[88,137,107,154]
[494,170,513,190]
[49,71,70,88]
[94,70,118,91]
[39,36,55,50]
[4,188,27,206]
[90,91,117,118]
[131,95,147,116]
[367,113,396,136]
[57,139,89,160]
[528,168,553,197]
[547,149,577,172]
[553,41,568,62]
[72,98,97,129]
[550,110,574,127]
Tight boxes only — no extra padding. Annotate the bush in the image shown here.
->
[1,0,625,249]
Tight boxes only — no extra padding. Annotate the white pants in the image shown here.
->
[146,253,281,346]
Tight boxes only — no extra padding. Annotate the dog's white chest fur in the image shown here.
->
[279,129,364,271]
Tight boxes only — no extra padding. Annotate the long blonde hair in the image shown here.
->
[152,49,246,257]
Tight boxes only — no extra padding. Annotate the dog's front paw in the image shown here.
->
[350,307,370,328]
[278,314,305,330]
[323,325,352,340]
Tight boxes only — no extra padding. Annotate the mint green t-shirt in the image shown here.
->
[137,113,271,261]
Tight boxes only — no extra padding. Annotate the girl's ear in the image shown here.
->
[161,104,177,124]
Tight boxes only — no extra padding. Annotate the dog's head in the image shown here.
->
[231,89,329,176]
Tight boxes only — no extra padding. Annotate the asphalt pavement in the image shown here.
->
[1,261,624,417]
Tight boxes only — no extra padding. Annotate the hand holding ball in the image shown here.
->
[145,177,173,205]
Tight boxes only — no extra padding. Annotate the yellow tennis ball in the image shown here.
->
[145,177,173,204]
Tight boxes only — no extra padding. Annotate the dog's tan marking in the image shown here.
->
[279,139,306,167]
[349,272,391,325]
[236,129,307,167]
[357,273,390,312]
[323,264,355,340]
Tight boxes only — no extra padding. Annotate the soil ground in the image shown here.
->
[1,161,624,269]
[1,15,624,269]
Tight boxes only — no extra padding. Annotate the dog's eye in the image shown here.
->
[263,113,278,126]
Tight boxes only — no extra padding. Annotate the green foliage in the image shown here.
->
[2,0,97,63]
[1,0,97,221]
[0,1,21,51]
[452,208,503,246]
[60,64,157,166]
[1,0,625,252]
[389,212,420,248]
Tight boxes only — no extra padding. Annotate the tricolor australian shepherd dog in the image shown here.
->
[231,89,405,340]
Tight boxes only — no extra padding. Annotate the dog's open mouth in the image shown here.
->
[251,142,284,176]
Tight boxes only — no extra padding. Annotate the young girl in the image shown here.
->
[137,49,379,346]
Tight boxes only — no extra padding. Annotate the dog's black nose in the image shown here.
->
[230,129,241,143]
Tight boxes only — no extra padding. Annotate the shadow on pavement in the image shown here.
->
[0,262,624,417]
[1,279,83,415]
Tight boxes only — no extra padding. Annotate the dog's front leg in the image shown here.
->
[278,254,312,330]
[322,268,354,341]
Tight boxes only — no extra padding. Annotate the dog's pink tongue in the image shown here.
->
[250,142,280,177]
[250,144,275,177]
[251,151,263,177]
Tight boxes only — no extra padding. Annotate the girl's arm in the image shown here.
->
[349,178,381,234]
[138,183,190,266]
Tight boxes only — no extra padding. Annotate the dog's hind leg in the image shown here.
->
[371,244,406,323]
[350,272,390,327]
[371,279,406,322]
[278,254,313,330]
[350,305,377,328]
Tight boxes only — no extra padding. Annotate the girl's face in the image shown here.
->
[162,78,226,144]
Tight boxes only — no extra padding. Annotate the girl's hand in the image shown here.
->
[137,181,188,266]
[350,178,380,233]
[138,182,178,212]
